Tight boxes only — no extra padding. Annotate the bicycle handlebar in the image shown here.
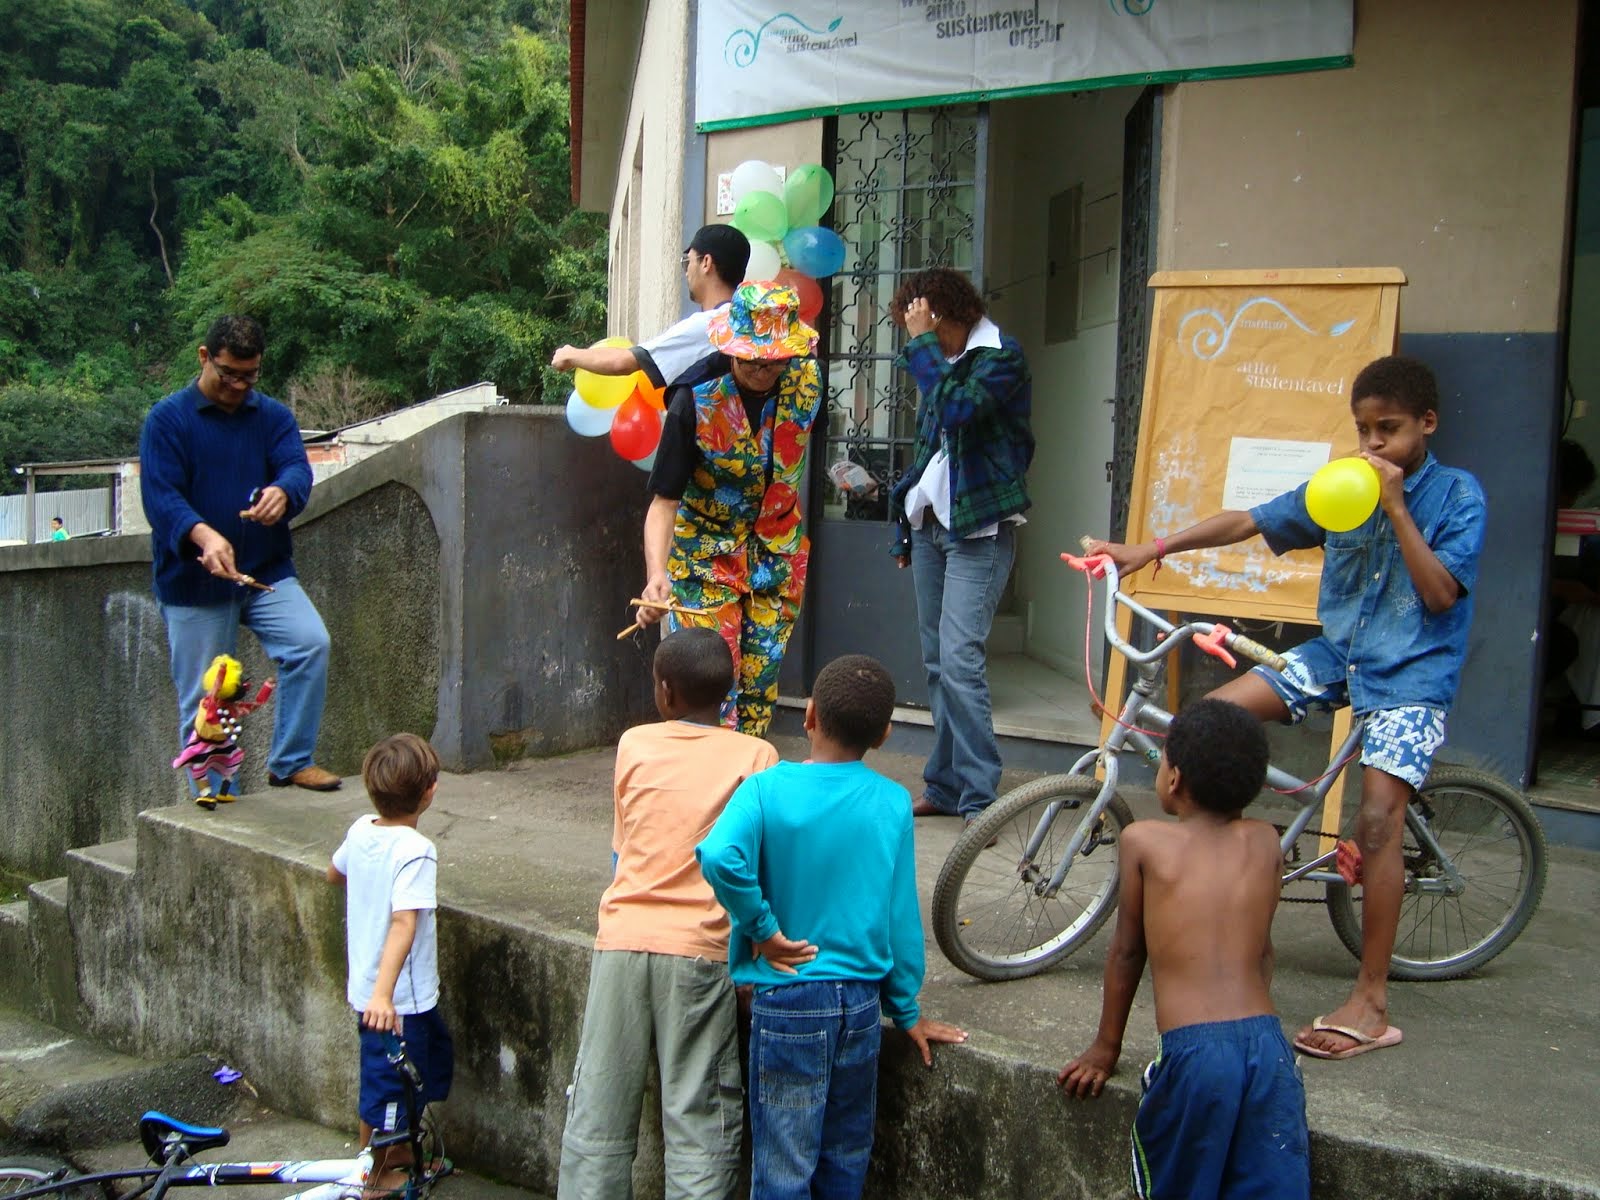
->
[1060,551,1289,674]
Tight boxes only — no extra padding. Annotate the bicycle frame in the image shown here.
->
[1039,556,1464,899]
[5,1154,381,1200]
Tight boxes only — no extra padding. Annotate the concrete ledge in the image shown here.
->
[0,901,30,1014]
[27,879,79,1034]
[27,745,1597,1200]
[0,409,656,883]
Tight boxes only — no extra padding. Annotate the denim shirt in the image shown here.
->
[1249,454,1487,713]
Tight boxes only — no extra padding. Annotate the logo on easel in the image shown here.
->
[1177,297,1355,361]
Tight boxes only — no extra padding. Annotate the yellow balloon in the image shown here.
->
[1305,458,1380,532]
[574,336,639,409]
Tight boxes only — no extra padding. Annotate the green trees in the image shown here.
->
[0,0,604,491]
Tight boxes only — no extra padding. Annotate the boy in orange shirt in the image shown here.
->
[557,628,784,1200]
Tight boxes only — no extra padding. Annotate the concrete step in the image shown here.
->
[0,1007,547,1200]
[26,879,77,1033]
[986,609,1024,655]
[0,902,29,1013]
[62,839,139,1045]
[0,1007,245,1151]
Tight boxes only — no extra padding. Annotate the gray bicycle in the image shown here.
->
[932,552,1547,983]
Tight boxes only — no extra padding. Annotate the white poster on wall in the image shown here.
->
[1220,437,1330,511]
[695,0,1353,131]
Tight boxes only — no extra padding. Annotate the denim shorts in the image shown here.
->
[1252,651,1447,789]
[358,1007,453,1132]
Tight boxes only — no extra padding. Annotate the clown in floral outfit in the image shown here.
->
[636,281,821,735]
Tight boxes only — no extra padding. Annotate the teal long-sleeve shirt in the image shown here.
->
[695,760,925,1029]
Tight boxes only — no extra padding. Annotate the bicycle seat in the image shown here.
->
[139,1111,231,1163]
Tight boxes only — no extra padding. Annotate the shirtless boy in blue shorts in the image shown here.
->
[1088,354,1485,1059]
[1059,700,1309,1200]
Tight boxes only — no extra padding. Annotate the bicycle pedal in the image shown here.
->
[1335,839,1363,885]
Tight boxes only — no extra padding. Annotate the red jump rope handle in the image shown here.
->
[1060,551,1110,578]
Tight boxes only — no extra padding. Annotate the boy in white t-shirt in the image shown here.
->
[327,733,452,1194]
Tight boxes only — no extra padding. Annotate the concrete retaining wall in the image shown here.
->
[0,409,656,879]
[21,804,1593,1200]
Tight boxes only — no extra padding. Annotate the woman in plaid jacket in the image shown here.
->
[889,268,1035,827]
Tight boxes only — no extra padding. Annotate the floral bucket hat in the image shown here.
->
[708,280,820,361]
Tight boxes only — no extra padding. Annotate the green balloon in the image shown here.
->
[733,190,788,243]
[784,163,835,229]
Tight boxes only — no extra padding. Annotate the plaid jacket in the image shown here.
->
[888,330,1034,556]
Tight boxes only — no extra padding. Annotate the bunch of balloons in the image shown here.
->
[564,336,668,470]
[728,159,848,324]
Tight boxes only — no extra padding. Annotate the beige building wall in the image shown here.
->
[702,122,826,226]
[605,2,691,341]
[1158,0,1579,334]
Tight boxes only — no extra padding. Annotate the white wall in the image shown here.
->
[987,87,1142,677]
[605,3,691,339]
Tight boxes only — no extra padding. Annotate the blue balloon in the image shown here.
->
[631,448,658,472]
[566,389,615,437]
[783,226,847,278]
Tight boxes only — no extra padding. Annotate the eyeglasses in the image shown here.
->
[736,358,789,373]
[681,250,701,267]
[211,362,261,386]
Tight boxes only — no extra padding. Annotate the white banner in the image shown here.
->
[695,0,1352,130]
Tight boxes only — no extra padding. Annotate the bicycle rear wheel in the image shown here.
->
[0,1157,104,1200]
[1325,765,1547,981]
[932,774,1133,981]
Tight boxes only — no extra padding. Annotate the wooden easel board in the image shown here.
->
[1104,268,1406,847]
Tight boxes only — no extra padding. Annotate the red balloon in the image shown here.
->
[610,391,662,461]
[776,268,824,326]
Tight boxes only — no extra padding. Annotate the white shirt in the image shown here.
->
[634,304,728,387]
[332,816,440,1014]
[902,317,1025,539]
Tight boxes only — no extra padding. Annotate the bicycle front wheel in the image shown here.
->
[0,1157,104,1200]
[932,774,1133,981]
[1325,765,1547,981]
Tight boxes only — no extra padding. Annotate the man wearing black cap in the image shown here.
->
[551,224,750,391]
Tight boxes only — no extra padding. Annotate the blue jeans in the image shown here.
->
[909,521,1015,819]
[749,981,881,1200]
[162,576,331,787]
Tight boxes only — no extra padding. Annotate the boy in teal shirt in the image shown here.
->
[696,654,967,1200]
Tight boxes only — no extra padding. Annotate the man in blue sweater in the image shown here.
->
[140,315,340,798]
[697,654,967,1200]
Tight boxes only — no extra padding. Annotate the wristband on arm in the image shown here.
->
[1152,536,1166,576]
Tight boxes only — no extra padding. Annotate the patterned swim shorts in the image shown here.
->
[1250,653,1447,789]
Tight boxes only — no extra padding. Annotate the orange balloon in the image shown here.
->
[636,379,667,412]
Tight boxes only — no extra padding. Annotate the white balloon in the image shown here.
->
[743,240,782,282]
[565,389,615,437]
[730,159,784,203]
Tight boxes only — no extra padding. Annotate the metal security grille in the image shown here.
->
[796,105,987,700]
[819,106,987,522]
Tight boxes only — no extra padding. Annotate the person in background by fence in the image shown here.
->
[49,517,69,541]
